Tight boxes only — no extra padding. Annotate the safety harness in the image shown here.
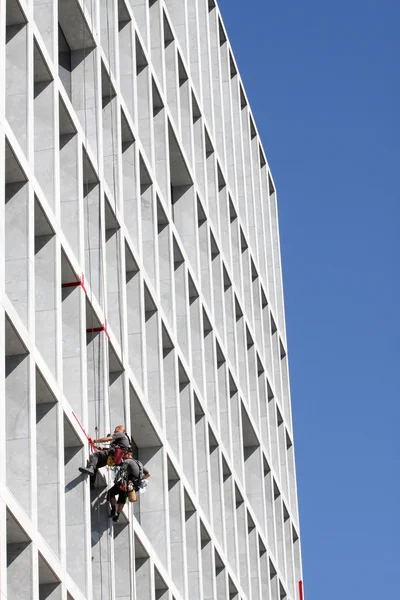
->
[106,432,134,466]
[113,458,144,489]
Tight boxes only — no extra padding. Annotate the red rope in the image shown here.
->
[72,411,97,452]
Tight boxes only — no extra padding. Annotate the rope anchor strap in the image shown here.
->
[62,274,87,293]
[299,581,304,600]
[86,323,110,340]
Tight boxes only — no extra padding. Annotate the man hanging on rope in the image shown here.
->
[108,452,151,522]
[78,425,131,477]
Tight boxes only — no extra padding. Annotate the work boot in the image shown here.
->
[79,465,95,476]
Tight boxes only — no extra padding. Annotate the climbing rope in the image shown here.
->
[105,0,128,433]
[103,5,130,597]
[82,2,101,445]
[82,4,110,600]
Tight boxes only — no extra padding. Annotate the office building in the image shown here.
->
[0,0,303,598]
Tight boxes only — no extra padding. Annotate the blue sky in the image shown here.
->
[218,1,400,598]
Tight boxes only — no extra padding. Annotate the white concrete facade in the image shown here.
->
[0,0,303,598]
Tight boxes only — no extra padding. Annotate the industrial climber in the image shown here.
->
[78,425,131,477]
[108,452,151,522]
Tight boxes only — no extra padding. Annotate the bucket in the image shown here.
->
[128,489,137,503]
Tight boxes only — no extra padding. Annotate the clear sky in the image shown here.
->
[218,1,400,598]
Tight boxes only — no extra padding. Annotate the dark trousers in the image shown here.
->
[108,483,128,506]
[88,450,109,471]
